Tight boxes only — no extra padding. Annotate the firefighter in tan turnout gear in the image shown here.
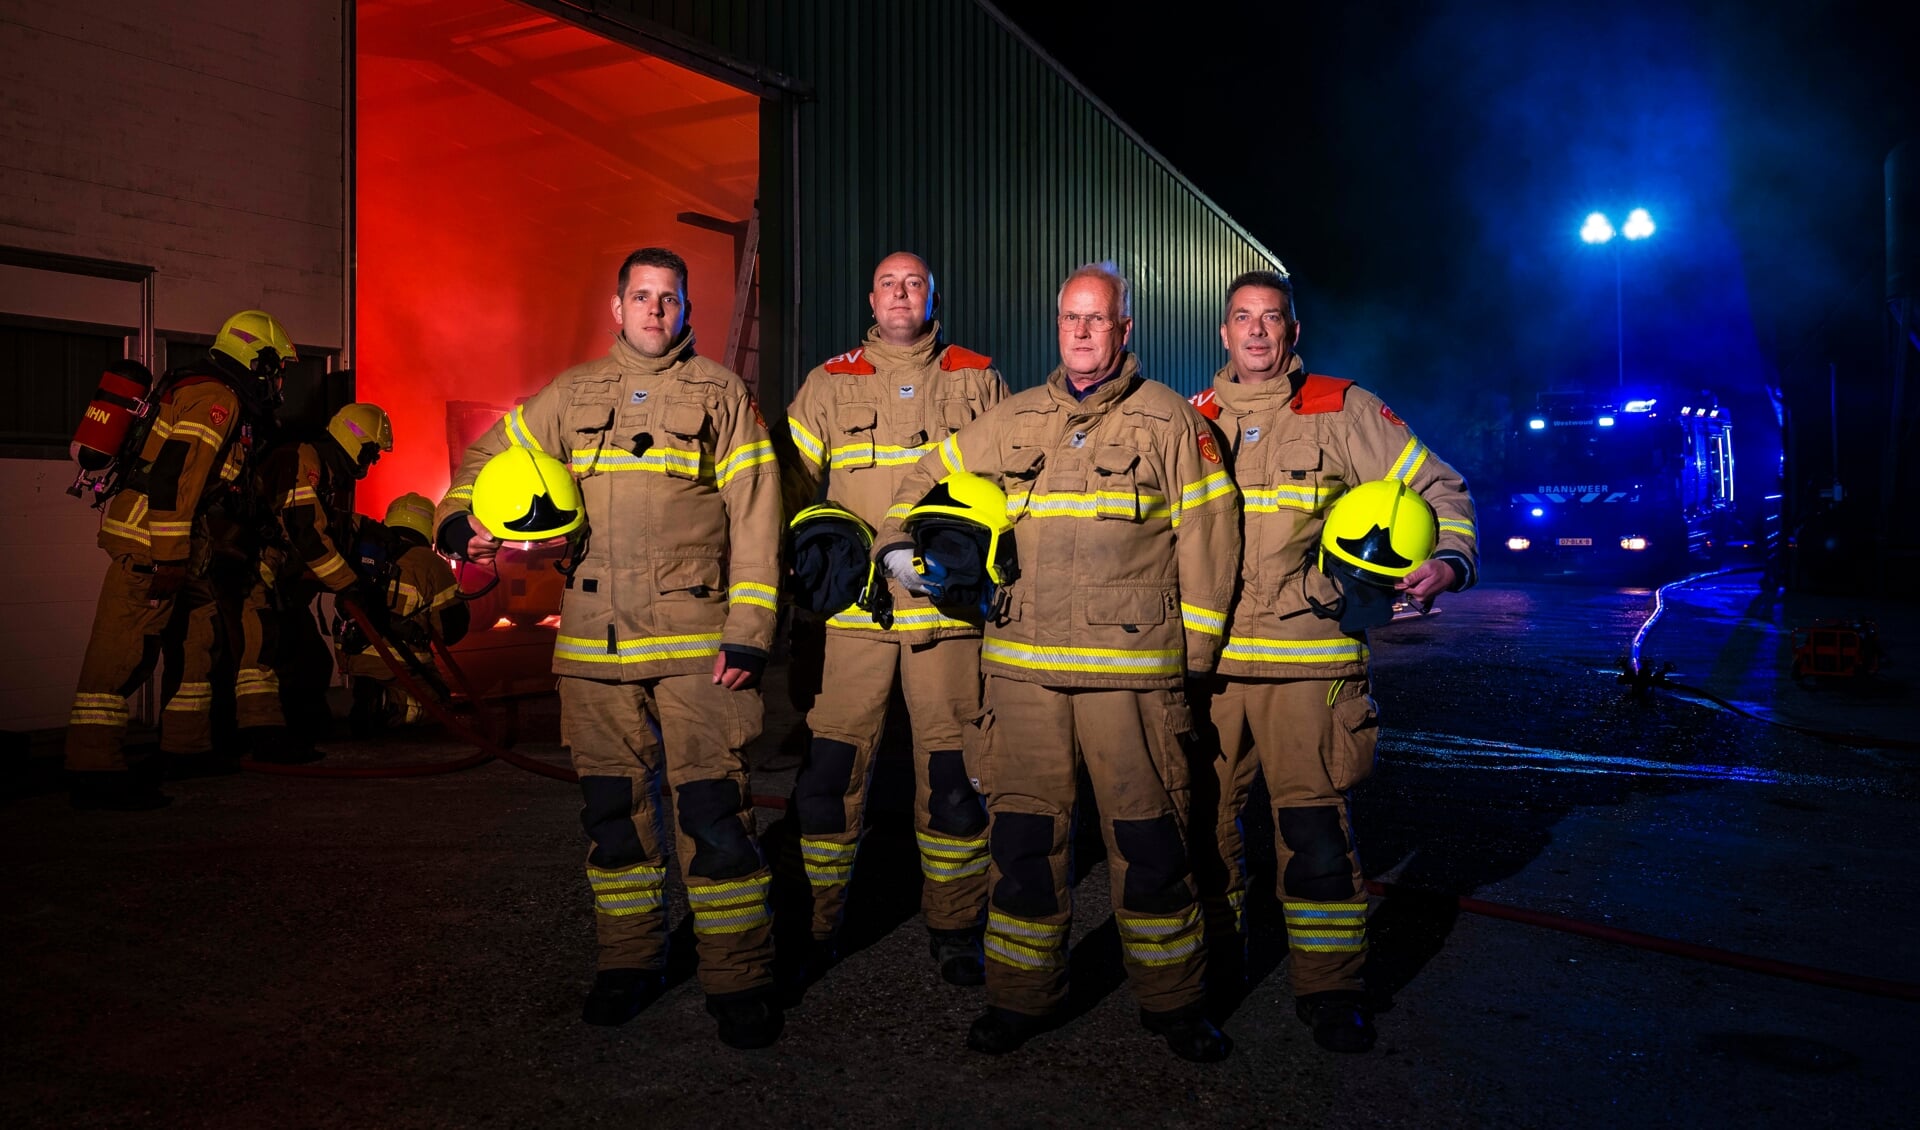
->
[64,310,292,810]
[876,263,1241,1062]
[434,247,786,1050]
[784,252,1009,984]
[336,492,470,736]
[1188,269,1478,1053]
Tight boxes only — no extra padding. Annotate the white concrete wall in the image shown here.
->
[0,0,344,730]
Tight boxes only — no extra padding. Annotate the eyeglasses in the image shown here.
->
[1057,312,1120,333]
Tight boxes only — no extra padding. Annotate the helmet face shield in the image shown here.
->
[903,472,1019,622]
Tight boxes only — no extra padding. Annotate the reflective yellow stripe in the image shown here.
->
[916,831,988,882]
[787,417,824,465]
[69,709,128,726]
[1180,602,1226,637]
[1006,490,1171,521]
[1284,900,1368,952]
[1438,518,1476,538]
[554,632,724,664]
[285,485,320,505]
[1220,636,1370,664]
[728,581,779,612]
[800,838,859,885]
[569,446,707,480]
[884,502,913,523]
[828,442,931,470]
[504,406,545,452]
[1243,482,1339,514]
[982,638,1181,677]
[444,484,473,503]
[984,910,1068,970]
[312,553,354,584]
[685,874,771,935]
[826,605,977,632]
[587,863,667,916]
[937,434,965,475]
[1174,471,1237,524]
[1116,906,1204,967]
[1388,435,1429,483]
[171,420,223,448]
[101,519,151,545]
[716,439,776,488]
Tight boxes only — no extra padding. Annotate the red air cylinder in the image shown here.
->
[70,361,155,470]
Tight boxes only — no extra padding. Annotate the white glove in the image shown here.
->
[883,548,931,596]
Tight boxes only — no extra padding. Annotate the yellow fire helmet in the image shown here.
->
[904,471,1018,589]
[472,446,585,543]
[789,501,889,625]
[212,309,298,375]
[327,403,394,478]
[383,492,436,542]
[1318,479,1437,585]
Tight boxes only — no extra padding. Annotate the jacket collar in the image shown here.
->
[609,328,696,375]
[860,320,942,370]
[1048,352,1142,413]
[1210,352,1305,412]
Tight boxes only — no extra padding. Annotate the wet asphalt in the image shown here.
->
[3,573,1916,1127]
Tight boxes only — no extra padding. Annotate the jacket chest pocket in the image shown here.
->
[1263,439,1327,515]
[834,404,878,471]
[567,396,618,473]
[658,399,710,480]
[1084,585,1172,631]
[1092,444,1144,521]
[1001,446,1045,519]
[938,397,976,439]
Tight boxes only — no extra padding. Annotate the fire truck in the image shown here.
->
[1494,391,1738,577]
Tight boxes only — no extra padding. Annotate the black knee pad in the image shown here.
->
[926,749,987,837]
[793,738,858,834]
[676,777,761,879]
[1276,805,1357,901]
[1111,814,1193,914]
[579,775,644,869]
[989,811,1057,918]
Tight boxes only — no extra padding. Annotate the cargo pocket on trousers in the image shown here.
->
[959,706,995,795]
[1328,681,1381,790]
[1147,691,1194,796]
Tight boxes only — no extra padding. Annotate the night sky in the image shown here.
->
[996,0,1920,509]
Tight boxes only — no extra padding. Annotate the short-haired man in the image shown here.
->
[1189,269,1478,1052]
[877,263,1241,1062]
[784,252,1008,983]
[436,247,786,1049]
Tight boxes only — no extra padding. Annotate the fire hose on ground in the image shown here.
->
[244,597,1920,1004]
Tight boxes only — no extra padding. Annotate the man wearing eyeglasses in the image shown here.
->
[875,262,1241,1062]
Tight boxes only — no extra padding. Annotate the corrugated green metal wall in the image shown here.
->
[589,0,1281,403]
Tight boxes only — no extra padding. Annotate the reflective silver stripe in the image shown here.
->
[1388,435,1429,482]
[1220,637,1369,664]
[982,639,1182,676]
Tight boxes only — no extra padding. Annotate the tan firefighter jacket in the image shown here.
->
[340,533,467,679]
[98,375,250,565]
[876,354,1241,691]
[256,438,358,592]
[785,322,1009,642]
[435,331,780,682]
[1191,353,1478,680]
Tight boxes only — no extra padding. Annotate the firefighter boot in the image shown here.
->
[68,769,171,812]
[580,968,666,1027]
[1141,1004,1232,1063]
[243,725,324,765]
[965,1006,1056,1055]
[705,989,784,1050]
[1295,990,1377,1053]
[928,926,985,986]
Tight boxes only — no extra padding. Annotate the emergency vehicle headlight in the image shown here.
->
[1620,536,1648,551]
[1530,507,1544,517]
[1528,418,1547,430]
[1597,415,1615,427]
[1623,399,1657,413]
[1506,537,1531,551]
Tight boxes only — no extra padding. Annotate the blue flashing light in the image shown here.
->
[1530,507,1545,517]
[1528,417,1547,430]
[1623,398,1657,413]
[1580,212,1615,244]
[1597,415,1616,427]
[1623,208,1655,240]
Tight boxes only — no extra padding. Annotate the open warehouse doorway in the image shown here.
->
[354,0,764,517]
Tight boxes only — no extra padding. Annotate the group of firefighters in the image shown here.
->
[64,244,1478,1062]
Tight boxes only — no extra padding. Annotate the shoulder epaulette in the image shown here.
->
[938,344,994,372]
[823,347,876,375]
[1289,373,1354,415]
[1189,387,1221,420]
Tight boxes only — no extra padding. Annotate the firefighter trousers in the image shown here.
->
[218,570,286,732]
[1199,676,1379,997]
[966,675,1208,1018]
[560,673,775,997]
[67,554,184,770]
[794,631,988,938]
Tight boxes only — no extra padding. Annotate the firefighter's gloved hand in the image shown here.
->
[916,555,954,601]
[714,646,766,691]
[146,562,188,603]
[883,548,931,596]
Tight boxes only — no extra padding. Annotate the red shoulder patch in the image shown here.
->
[1198,433,1222,464]
[305,470,319,486]
[1289,373,1355,415]
[1381,403,1406,427]
[749,396,767,430]
[207,404,229,426]
[822,347,876,375]
[938,344,994,372]
[1189,387,1221,420]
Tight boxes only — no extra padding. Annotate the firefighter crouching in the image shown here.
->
[1189,269,1478,1053]
[63,310,291,810]
[876,263,1241,1062]
[433,247,786,1050]
[335,492,470,737]
[782,251,1009,984]
[246,402,393,762]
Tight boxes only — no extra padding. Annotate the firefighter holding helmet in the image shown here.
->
[1188,268,1477,1053]
[63,310,293,809]
[782,251,1009,986]
[435,247,786,1050]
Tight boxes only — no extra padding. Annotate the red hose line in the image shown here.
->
[1367,879,1920,1002]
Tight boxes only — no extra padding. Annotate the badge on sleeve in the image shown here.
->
[1198,433,1222,464]
[1381,404,1406,427]
[207,404,229,426]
